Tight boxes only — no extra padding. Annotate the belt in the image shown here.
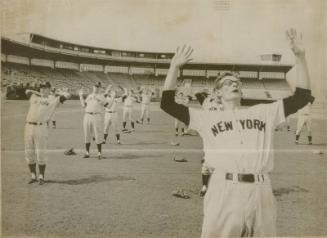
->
[27,122,43,126]
[225,173,266,183]
[86,112,100,115]
[106,111,116,113]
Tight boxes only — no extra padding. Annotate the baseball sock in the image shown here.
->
[147,118,150,123]
[202,174,210,187]
[97,144,102,154]
[175,128,178,134]
[104,134,108,141]
[28,163,37,179]
[123,121,126,129]
[308,136,312,143]
[86,143,91,154]
[52,121,56,127]
[295,135,300,141]
[131,121,135,129]
[38,164,46,179]
[116,134,120,141]
[181,128,185,134]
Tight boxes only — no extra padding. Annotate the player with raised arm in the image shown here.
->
[160,29,314,237]
[121,88,138,133]
[24,82,70,185]
[103,85,122,144]
[79,82,107,160]
[137,87,154,124]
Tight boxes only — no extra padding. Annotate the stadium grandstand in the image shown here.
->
[1,33,293,103]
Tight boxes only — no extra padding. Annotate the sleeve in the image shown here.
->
[283,87,315,117]
[160,90,190,125]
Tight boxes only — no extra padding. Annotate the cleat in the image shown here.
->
[308,142,312,145]
[117,140,121,145]
[39,179,45,185]
[136,120,143,124]
[28,178,38,184]
[295,140,299,144]
[83,154,90,158]
[122,128,128,132]
[98,154,102,160]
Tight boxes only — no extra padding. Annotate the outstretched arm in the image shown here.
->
[79,89,86,108]
[160,45,194,125]
[25,89,41,98]
[283,28,314,117]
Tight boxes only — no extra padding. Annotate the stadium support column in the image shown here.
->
[28,58,31,66]
[79,63,82,72]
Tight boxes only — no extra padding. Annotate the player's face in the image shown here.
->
[93,85,100,93]
[218,76,242,102]
[41,87,51,96]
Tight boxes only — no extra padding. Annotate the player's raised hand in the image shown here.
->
[171,45,194,68]
[286,28,305,57]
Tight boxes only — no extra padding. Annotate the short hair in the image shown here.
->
[214,71,240,89]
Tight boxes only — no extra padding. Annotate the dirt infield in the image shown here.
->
[1,100,327,237]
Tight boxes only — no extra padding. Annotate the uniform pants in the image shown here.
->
[296,115,312,135]
[24,124,48,165]
[140,104,150,120]
[104,112,119,134]
[83,113,104,144]
[123,106,133,122]
[201,172,276,238]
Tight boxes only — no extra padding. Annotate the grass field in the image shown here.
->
[1,100,327,238]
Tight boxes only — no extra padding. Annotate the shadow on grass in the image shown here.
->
[46,175,135,185]
[273,185,309,197]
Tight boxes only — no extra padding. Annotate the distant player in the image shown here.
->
[24,82,70,185]
[103,85,121,144]
[137,87,154,124]
[295,101,314,144]
[79,82,107,160]
[47,87,58,128]
[122,88,139,132]
[161,29,314,237]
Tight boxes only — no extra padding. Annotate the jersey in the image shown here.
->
[123,95,136,107]
[105,96,119,112]
[202,96,222,111]
[85,93,106,113]
[298,103,311,115]
[141,93,152,105]
[26,94,61,123]
[189,100,285,174]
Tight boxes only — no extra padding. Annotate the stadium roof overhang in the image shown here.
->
[1,37,293,73]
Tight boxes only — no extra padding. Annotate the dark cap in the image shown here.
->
[40,82,51,88]
[94,82,102,88]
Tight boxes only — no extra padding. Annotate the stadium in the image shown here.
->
[1,1,327,238]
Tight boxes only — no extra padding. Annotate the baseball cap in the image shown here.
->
[40,82,51,88]
[94,82,102,88]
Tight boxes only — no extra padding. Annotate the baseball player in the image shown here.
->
[161,29,314,237]
[24,82,70,185]
[295,101,314,144]
[47,87,58,128]
[136,87,154,124]
[122,88,138,132]
[79,82,108,160]
[103,85,121,144]
[195,90,223,196]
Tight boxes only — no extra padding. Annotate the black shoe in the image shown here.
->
[39,179,45,185]
[28,178,38,184]
[83,154,90,158]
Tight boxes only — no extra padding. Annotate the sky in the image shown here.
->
[1,0,326,99]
